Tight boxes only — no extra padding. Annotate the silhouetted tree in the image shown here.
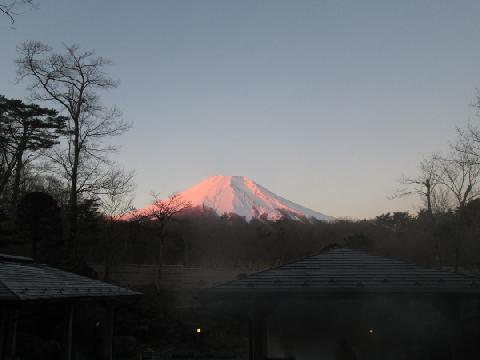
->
[16,191,63,262]
[99,166,135,280]
[395,156,442,219]
[16,41,130,256]
[440,129,480,209]
[0,95,66,209]
[375,212,412,233]
[454,94,480,160]
[99,166,135,221]
[135,193,191,291]
[139,193,191,265]
[394,155,443,264]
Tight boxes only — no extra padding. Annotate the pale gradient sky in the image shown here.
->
[2,0,480,218]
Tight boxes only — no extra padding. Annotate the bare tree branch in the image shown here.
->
[0,1,36,25]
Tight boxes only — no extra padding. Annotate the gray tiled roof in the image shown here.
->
[0,254,140,301]
[209,246,480,294]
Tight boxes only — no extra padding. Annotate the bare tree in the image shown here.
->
[99,167,135,219]
[446,109,480,208]
[135,193,191,290]
[99,166,135,280]
[454,95,480,159]
[435,150,480,209]
[1,0,36,24]
[16,41,130,255]
[455,125,480,160]
[393,155,443,265]
[394,155,442,219]
[139,193,192,262]
[429,185,452,214]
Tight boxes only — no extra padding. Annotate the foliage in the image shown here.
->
[15,191,63,262]
[77,205,480,270]
[0,95,66,209]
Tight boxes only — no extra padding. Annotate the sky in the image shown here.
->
[2,0,480,219]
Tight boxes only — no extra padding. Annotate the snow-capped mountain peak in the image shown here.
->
[135,175,334,221]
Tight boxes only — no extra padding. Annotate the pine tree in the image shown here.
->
[0,95,67,208]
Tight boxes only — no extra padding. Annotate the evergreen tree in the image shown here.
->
[0,95,66,208]
[16,192,63,262]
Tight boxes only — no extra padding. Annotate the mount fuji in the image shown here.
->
[136,175,334,222]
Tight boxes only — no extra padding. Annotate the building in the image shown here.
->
[0,254,140,360]
[205,245,480,360]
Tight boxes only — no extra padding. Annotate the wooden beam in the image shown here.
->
[452,297,463,360]
[248,318,253,360]
[0,308,5,360]
[61,303,75,360]
[251,308,268,360]
[104,303,115,360]
[4,309,18,360]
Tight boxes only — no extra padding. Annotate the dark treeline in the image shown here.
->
[5,179,480,271]
[79,203,480,271]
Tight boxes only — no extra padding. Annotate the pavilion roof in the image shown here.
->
[0,254,140,301]
[209,246,480,295]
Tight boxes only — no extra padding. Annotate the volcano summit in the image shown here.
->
[137,175,334,221]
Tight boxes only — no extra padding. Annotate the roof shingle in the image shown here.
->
[0,255,140,301]
[209,247,480,294]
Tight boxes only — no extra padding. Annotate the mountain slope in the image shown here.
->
[137,175,334,221]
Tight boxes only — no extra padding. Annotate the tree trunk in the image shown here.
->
[155,224,166,293]
[10,139,26,212]
[0,159,16,200]
[155,239,164,293]
[426,184,432,218]
[104,217,115,281]
[68,123,80,257]
[63,304,74,360]
[426,180,441,266]
[103,304,115,360]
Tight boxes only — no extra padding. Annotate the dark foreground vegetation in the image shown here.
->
[4,199,480,272]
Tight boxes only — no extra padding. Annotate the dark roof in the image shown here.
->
[0,254,140,301]
[209,246,480,295]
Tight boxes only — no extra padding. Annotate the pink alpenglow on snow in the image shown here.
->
[133,175,334,222]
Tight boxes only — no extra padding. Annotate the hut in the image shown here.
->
[205,246,480,360]
[0,254,140,360]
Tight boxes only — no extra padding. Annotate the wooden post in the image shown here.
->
[447,297,462,360]
[0,308,6,360]
[63,303,74,360]
[4,309,18,360]
[250,307,268,360]
[248,318,253,360]
[104,303,115,360]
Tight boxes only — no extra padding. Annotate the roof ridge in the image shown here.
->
[0,253,33,263]
[0,260,141,301]
[207,245,480,294]
[208,244,345,290]
[330,249,480,280]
